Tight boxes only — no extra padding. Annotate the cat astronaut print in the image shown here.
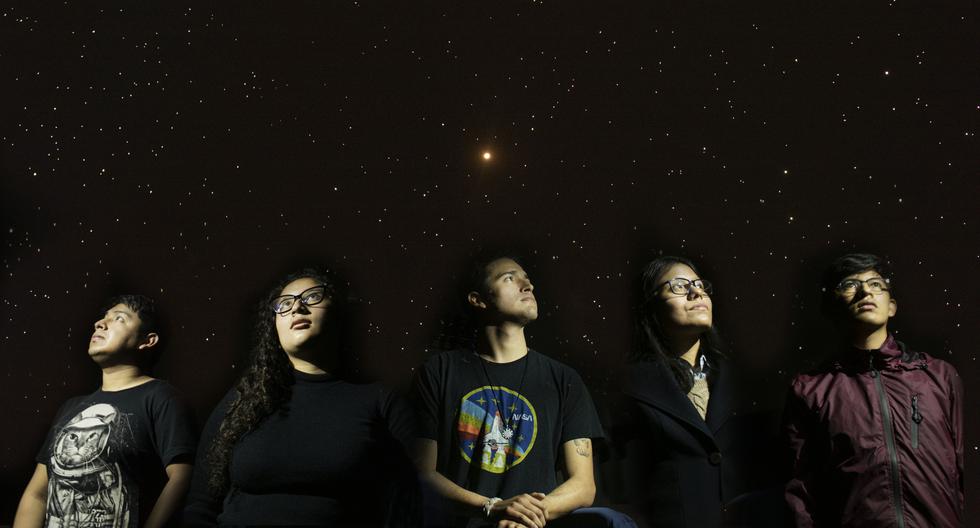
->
[46,403,132,528]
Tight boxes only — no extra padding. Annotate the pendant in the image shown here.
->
[502,427,514,440]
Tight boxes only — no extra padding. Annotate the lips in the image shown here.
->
[290,319,312,329]
[856,301,877,311]
[689,303,710,311]
[91,334,105,342]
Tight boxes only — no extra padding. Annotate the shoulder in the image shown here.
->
[529,349,581,377]
[139,379,191,408]
[419,348,477,374]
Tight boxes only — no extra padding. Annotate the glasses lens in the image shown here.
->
[837,280,859,292]
[667,279,688,295]
[301,286,326,306]
[696,280,713,295]
[866,279,887,293]
[272,296,294,314]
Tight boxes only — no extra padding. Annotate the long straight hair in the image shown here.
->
[632,256,726,393]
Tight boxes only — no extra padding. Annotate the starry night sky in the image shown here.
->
[1,1,977,520]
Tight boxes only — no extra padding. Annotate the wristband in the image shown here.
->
[484,497,502,518]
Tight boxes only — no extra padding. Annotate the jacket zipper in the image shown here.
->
[870,358,906,528]
[910,394,922,450]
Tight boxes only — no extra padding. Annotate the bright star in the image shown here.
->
[482,151,492,161]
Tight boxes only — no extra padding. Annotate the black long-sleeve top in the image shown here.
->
[184,370,418,526]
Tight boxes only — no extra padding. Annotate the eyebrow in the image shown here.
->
[110,310,132,318]
[494,270,521,280]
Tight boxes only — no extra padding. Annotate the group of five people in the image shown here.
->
[13,252,964,527]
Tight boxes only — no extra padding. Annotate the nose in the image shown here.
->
[521,277,534,292]
[855,282,873,298]
[286,299,311,315]
[688,284,706,299]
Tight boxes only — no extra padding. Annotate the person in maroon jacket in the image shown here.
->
[784,253,964,527]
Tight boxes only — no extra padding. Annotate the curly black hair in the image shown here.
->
[205,267,344,496]
[632,256,726,394]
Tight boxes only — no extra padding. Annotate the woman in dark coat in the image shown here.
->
[611,256,742,528]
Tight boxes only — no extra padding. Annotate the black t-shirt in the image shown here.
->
[36,379,197,528]
[413,349,604,514]
[184,370,419,527]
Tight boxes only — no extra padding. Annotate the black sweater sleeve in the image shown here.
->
[183,389,237,527]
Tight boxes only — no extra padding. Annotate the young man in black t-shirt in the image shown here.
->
[14,294,197,528]
[413,254,634,528]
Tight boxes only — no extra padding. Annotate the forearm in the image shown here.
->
[12,494,46,528]
[540,476,595,520]
[145,464,192,528]
[419,469,488,518]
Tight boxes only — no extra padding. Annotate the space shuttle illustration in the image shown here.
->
[482,410,511,452]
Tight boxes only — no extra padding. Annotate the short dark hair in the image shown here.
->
[464,249,528,298]
[102,294,160,336]
[821,253,894,314]
[101,293,164,369]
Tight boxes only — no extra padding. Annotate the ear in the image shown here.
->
[887,298,897,318]
[138,333,159,350]
[467,291,487,310]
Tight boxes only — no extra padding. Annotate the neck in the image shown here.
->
[849,325,889,351]
[670,335,702,367]
[101,364,152,391]
[477,322,528,363]
[287,352,330,375]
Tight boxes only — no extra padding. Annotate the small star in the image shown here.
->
[482,151,492,161]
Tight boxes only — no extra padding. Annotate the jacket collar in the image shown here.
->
[625,358,732,441]
[832,334,925,372]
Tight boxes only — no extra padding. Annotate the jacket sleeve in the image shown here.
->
[783,383,818,528]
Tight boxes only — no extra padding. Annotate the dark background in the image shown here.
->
[1,1,976,522]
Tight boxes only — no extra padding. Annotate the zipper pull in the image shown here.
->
[911,394,923,423]
[868,355,878,377]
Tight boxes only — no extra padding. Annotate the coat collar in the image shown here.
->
[830,334,926,372]
[625,358,732,441]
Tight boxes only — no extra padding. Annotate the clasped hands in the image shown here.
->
[487,492,549,528]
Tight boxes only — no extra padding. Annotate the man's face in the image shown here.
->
[274,277,332,355]
[88,303,152,364]
[833,269,897,330]
[472,258,538,325]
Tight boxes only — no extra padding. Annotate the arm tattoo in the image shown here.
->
[573,438,592,457]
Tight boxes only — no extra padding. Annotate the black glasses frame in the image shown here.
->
[835,277,890,294]
[659,278,713,296]
[271,284,329,314]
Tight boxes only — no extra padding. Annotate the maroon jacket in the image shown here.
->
[785,335,964,527]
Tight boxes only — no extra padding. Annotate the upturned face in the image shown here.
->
[88,303,154,364]
[471,258,538,325]
[273,277,332,355]
[652,263,713,337]
[833,269,897,330]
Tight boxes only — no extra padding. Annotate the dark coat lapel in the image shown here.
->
[705,358,733,434]
[625,360,714,442]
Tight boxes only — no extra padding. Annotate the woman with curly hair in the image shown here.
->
[611,256,742,528]
[184,268,418,526]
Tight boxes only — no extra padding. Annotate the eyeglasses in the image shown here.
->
[835,277,890,294]
[660,278,713,296]
[271,285,328,314]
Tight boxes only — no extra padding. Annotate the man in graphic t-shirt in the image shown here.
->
[14,294,197,528]
[413,253,634,528]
